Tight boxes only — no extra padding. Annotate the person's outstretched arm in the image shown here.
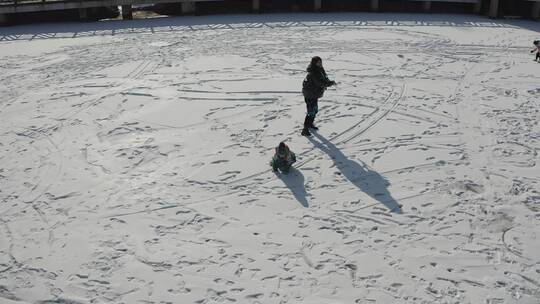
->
[321,74,336,87]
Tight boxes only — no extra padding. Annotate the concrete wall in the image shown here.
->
[1,0,539,25]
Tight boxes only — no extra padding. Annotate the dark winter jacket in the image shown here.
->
[271,143,296,173]
[302,64,335,99]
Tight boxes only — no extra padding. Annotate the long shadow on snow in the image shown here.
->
[309,132,402,213]
[275,168,308,208]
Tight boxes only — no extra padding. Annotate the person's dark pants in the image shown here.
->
[304,97,318,129]
[305,98,318,118]
[537,52,540,61]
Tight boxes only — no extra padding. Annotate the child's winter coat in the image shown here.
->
[271,142,296,173]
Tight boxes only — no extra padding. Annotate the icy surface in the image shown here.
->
[0,13,539,304]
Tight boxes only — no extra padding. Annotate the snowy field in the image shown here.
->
[0,13,539,304]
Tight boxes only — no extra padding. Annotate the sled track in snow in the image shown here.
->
[104,81,412,218]
[104,157,464,219]
[8,126,65,224]
[127,60,158,79]
[225,81,406,186]
[224,40,414,187]
[339,82,406,145]
[51,30,433,221]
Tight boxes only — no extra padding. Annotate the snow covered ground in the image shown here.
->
[0,13,539,304]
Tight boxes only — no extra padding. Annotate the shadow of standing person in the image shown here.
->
[308,132,402,213]
[275,168,309,208]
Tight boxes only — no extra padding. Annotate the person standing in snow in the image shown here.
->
[301,56,336,136]
[271,142,296,173]
[531,40,540,62]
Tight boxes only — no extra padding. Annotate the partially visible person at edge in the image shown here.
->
[301,56,336,137]
[531,40,540,62]
[271,142,296,173]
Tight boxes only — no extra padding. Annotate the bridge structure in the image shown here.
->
[0,0,539,24]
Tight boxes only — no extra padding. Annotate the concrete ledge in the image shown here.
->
[0,0,220,14]
[314,0,321,12]
[473,1,481,13]
[181,1,195,14]
[121,4,132,19]
[78,7,87,20]
[489,0,499,18]
[409,0,479,2]
[370,0,379,11]
[533,1,540,19]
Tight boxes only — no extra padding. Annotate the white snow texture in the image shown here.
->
[0,13,539,304]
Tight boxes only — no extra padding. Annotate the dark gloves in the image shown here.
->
[270,158,278,171]
[329,80,336,86]
[532,50,536,53]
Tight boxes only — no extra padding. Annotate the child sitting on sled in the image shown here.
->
[531,40,540,62]
[271,142,296,173]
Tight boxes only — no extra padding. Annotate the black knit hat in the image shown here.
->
[310,56,322,66]
[277,142,288,156]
